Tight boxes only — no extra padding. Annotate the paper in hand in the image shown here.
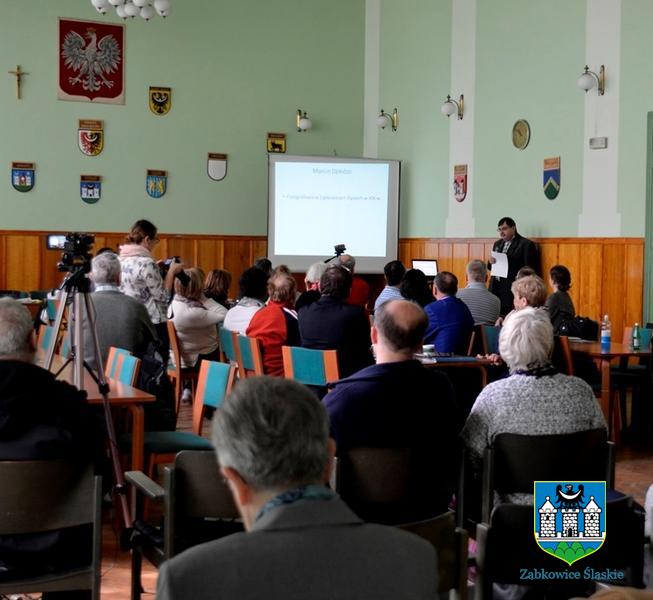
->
[490,251,508,278]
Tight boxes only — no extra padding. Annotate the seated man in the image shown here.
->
[424,271,474,354]
[246,271,300,376]
[0,298,102,591]
[373,259,405,312]
[223,267,268,334]
[298,266,373,378]
[156,377,438,600]
[324,299,460,522]
[457,259,501,325]
[84,251,158,370]
[295,261,327,312]
[338,254,369,310]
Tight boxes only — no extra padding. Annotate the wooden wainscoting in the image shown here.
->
[400,237,645,342]
[0,231,644,341]
[0,230,267,299]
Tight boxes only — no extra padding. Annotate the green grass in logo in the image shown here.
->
[545,542,596,565]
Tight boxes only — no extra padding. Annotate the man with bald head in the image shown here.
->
[323,299,460,521]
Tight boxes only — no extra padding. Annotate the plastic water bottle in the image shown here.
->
[632,322,641,351]
[600,315,611,351]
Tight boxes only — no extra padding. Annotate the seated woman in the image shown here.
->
[203,268,232,319]
[246,270,299,376]
[399,269,433,308]
[169,268,223,368]
[462,307,606,503]
[545,264,575,334]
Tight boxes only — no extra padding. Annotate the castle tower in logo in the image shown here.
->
[534,482,606,565]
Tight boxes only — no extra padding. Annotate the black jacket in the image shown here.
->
[298,295,373,378]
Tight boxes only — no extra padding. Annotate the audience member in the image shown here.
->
[84,252,157,370]
[424,271,474,354]
[373,260,406,312]
[457,259,501,325]
[511,274,547,310]
[298,266,373,378]
[253,257,273,277]
[399,268,434,308]
[296,261,327,312]
[203,269,232,316]
[119,219,183,356]
[338,254,369,309]
[156,377,438,600]
[246,271,300,376]
[488,217,539,316]
[324,299,459,522]
[223,267,268,333]
[545,265,576,334]
[170,268,222,368]
[516,265,536,280]
[461,308,606,503]
[0,298,102,588]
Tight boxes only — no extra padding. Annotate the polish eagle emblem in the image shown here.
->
[61,27,121,94]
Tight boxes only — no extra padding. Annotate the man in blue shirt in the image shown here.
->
[424,271,474,354]
[373,260,405,312]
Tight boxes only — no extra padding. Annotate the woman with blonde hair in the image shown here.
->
[169,268,223,368]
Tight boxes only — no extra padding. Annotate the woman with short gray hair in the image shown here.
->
[461,307,606,495]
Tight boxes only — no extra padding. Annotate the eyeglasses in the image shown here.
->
[497,226,513,233]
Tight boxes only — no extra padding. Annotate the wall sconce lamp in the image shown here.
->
[377,108,398,131]
[441,94,464,120]
[577,65,605,96]
[296,109,313,132]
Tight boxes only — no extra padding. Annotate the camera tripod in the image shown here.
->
[43,267,131,529]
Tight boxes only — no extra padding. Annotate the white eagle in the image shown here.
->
[61,28,121,92]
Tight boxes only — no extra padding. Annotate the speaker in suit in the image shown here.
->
[488,220,539,316]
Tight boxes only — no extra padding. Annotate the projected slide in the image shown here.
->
[274,162,389,256]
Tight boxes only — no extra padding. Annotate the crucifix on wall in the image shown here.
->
[8,65,28,100]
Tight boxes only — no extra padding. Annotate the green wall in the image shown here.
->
[377,0,452,238]
[0,0,364,234]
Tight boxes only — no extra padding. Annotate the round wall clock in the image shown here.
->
[512,119,531,150]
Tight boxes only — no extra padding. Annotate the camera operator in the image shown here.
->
[119,219,184,359]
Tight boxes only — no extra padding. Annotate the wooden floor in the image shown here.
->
[97,409,653,598]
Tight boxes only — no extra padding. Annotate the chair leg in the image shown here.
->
[609,390,622,445]
[131,544,143,600]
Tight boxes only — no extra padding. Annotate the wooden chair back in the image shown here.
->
[281,346,339,386]
[218,325,238,364]
[552,335,573,375]
[235,334,264,378]
[480,325,501,355]
[167,319,184,372]
[192,360,235,436]
[482,429,614,523]
[114,353,141,386]
[0,461,101,599]
[399,512,468,599]
[105,346,132,379]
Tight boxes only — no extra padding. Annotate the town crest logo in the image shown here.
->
[149,86,171,115]
[11,162,35,192]
[534,481,606,566]
[80,175,101,204]
[146,169,167,198]
[453,164,467,202]
[543,156,561,200]
[78,120,104,156]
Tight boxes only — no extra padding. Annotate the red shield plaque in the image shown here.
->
[58,18,124,104]
[453,164,467,202]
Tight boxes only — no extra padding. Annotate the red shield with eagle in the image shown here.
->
[58,18,124,104]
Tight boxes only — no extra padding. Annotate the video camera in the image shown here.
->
[57,232,95,273]
[160,255,191,287]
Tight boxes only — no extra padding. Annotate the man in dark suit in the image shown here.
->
[298,266,373,377]
[156,377,438,600]
[489,216,539,316]
[324,299,459,523]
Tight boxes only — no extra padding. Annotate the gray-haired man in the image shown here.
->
[156,377,438,600]
[457,259,501,325]
[84,251,157,369]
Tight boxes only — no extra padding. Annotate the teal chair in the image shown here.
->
[60,330,72,359]
[122,360,236,478]
[37,325,57,355]
[282,346,340,386]
[114,353,141,386]
[105,346,133,380]
[218,326,238,364]
[235,334,264,378]
[481,325,501,355]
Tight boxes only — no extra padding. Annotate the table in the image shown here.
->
[417,355,495,388]
[37,354,154,471]
[569,341,651,442]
